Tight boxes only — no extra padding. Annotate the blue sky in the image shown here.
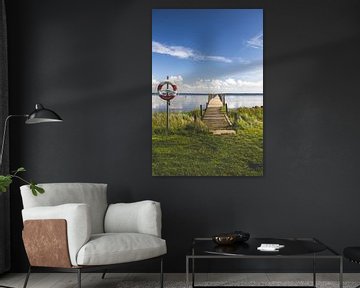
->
[152,9,263,93]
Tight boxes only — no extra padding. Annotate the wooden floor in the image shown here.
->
[0,273,359,288]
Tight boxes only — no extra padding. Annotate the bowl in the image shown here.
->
[212,233,238,245]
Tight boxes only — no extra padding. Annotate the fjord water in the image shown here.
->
[152,94,263,112]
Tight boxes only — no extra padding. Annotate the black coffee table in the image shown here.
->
[186,237,342,288]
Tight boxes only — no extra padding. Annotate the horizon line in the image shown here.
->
[152,92,263,95]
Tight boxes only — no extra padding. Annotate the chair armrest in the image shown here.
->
[22,203,91,266]
[104,200,162,237]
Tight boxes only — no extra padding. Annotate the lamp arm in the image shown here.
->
[0,114,28,169]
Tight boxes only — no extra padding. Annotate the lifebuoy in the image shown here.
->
[157,80,177,101]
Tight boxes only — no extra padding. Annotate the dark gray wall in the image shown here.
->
[0,0,10,274]
[5,0,360,272]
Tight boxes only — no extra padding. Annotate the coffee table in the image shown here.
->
[186,237,343,288]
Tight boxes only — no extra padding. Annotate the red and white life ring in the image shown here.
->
[157,80,177,101]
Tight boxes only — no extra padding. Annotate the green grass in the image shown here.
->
[152,107,263,176]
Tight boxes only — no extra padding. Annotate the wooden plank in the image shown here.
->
[203,96,231,131]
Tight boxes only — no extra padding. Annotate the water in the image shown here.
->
[152,94,263,112]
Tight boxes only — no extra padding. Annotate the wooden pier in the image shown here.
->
[202,94,236,135]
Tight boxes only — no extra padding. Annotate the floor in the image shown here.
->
[0,273,359,288]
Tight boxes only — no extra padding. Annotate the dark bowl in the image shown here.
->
[212,234,237,245]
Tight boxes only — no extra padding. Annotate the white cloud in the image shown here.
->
[225,78,237,85]
[152,75,262,93]
[152,41,194,59]
[247,33,263,49]
[152,75,263,93]
[168,75,183,83]
[152,75,183,92]
[152,41,232,63]
[201,55,232,63]
[191,78,263,93]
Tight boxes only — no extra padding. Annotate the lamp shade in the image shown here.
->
[25,104,63,124]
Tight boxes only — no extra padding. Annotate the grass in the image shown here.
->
[152,107,263,176]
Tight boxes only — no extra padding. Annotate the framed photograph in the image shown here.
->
[152,9,263,176]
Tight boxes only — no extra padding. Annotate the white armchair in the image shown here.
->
[20,183,166,288]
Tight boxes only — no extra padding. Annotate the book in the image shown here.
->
[257,243,285,252]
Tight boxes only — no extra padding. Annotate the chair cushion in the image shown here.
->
[105,201,162,237]
[344,247,360,263]
[21,183,108,234]
[76,233,167,266]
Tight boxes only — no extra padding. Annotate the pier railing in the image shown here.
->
[202,94,228,118]
[208,94,226,104]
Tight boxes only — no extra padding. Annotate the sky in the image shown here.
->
[152,9,263,94]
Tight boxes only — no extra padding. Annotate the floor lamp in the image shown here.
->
[0,103,63,167]
[0,103,62,288]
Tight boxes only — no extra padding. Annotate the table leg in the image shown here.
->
[313,254,316,287]
[192,247,195,288]
[186,257,189,288]
[192,257,195,288]
[339,257,343,288]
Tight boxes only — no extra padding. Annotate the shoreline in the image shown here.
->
[152,93,263,96]
[153,94,263,112]
[152,106,263,113]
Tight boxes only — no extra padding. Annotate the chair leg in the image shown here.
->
[23,266,31,288]
[101,270,107,279]
[160,257,164,288]
[77,269,81,288]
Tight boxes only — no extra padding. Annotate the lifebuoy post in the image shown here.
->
[166,76,170,134]
[157,75,177,135]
